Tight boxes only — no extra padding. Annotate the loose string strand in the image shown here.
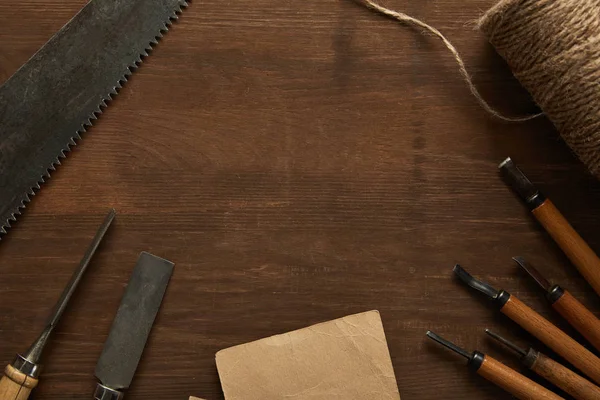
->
[354,0,542,122]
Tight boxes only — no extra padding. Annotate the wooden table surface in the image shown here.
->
[2,0,600,399]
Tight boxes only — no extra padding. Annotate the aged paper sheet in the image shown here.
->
[215,310,401,400]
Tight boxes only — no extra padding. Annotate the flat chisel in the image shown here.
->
[514,256,600,352]
[486,329,600,400]
[0,209,115,400]
[426,331,563,400]
[454,264,600,385]
[93,252,174,400]
[499,157,600,297]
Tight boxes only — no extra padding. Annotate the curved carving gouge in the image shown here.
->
[93,252,174,400]
[426,331,563,400]
[0,209,116,400]
[486,329,600,400]
[499,157,600,297]
[454,265,600,385]
[514,257,600,352]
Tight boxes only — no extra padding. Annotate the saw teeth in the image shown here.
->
[0,1,190,238]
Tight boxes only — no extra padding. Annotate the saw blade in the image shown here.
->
[0,0,188,237]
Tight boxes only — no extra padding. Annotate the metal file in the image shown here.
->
[94,252,174,399]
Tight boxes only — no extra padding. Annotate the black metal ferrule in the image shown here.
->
[522,348,539,369]
[468,351,485,371]
[495,290,511,308]
[11,354,41,378]
[547,285,565,304]
[525,192,546,211]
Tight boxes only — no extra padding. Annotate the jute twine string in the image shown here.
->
[355,0,600,177]
[480,0,600,176]
[355,0,542,122]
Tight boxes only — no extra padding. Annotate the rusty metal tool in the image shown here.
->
[0,0,189,238]
[514,256,600,352]
[486,329,600,400]
[0,209,115,400]
[454,264,600,385]
[499,157,600,297]
[426,331,563,399]
[93,252,174,400]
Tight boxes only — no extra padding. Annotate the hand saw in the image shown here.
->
[0,0,188,237]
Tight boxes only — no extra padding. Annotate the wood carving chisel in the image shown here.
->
[426,331,563,400]
[499,157,600,297]
[454,264,600,385]
[0,209,115,400]
[93,252,174,400]
[486,329,600,400]
[0,0,189,239]
[514,256,600,352]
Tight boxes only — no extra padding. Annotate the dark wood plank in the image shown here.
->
[1,0,600,399]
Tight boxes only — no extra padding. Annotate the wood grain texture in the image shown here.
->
[501,296,600,385]
[477,356,564,400]
[531,353,600,400]
[553,290,600,352]
[0,365,38,400]
[1,0,600,399]
[533,200,600,297]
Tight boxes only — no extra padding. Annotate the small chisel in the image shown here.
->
[0,209,116,400]
[499,157,600,297]
[514,256,600,352]
[93,252,174,400]
[485,329,600,400]
[486,329,600,400]
[454,264,600,385]
[426,331,563,400]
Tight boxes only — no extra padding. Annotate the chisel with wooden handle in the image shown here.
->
[486,329,600,400]
[0,209,116,400]
[426,331,563,400]
[93,252,174,399]
[454,265,600,385]
[514,257,600,352]
[499,157,600,297]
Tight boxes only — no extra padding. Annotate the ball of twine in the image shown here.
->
[354,0,600,177]
[479,0,600,176]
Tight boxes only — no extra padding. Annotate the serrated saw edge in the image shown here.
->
[0,0,189,237]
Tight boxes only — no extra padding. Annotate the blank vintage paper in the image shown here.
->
[215,310,401,400]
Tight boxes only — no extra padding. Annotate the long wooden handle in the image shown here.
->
[0,365,38,400]
[531,353,600,400]
[501,296,600,385]
[477,356,564,400]
[532,200,600,296]
[553,290,600,352]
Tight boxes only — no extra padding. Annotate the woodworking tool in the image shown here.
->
[454,264,600,385]
[0,209,115,400]
[94,252,174,400]
[486,329,600,400]
[499,157,600,297]
[0,0,189,238]
[426,331,563,400]
[514,256,600,352]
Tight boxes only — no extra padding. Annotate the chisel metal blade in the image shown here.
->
[94,252,174,398]
[0,0,188,238]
